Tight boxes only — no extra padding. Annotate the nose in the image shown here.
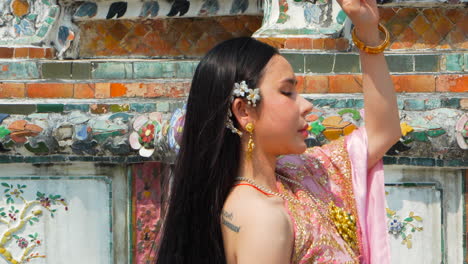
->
[299,95,313,117]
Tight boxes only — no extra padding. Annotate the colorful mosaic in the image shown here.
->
[0,182,68,263]
[0,98,465,160]
[0,0,59,45]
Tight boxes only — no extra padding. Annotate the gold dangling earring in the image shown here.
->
[245,123,255,160]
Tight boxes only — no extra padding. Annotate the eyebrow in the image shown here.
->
[280,77,297,85]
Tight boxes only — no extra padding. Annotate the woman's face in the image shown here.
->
[253,55,313,156]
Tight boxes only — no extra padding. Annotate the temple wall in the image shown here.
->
[0,0,466,262]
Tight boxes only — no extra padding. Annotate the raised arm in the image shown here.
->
[336,0,401,168]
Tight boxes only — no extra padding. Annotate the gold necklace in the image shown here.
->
[235,176,359,253]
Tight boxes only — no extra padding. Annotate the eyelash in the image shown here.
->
[281,91,293,96]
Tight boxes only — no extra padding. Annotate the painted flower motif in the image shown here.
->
[39,197,51,208]
[17,237,28,248]
[130,114,163,157]
[247,88,261,106]
[388,218,404,235]
[139,123,155,146]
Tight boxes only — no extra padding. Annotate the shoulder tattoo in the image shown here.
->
[221,210,241,233]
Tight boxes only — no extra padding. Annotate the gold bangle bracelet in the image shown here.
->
[351,23,390,54]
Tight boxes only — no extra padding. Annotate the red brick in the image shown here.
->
[95,83,110,98]
[145,83,167,97]
[460,98,468,110]
[29,48,45,58]
[0,47,14,58]
[44,48,55,59]
[255,38,286,49]
[126,83,147,97]
[27,83,73,98]
[312,39,324,49]
[74,83,95,98]
[323,38,336,50]
[436,75,468,93]
[165,83,188,98]
[14,48,29,58]
[304,75,329,93]
[110,83,127,97]
[285,38,301,49]
[295,76,305,93]
[336,38,349,51]
[329,75,362,93]
[392,75,435,93]
[0,83,25,98]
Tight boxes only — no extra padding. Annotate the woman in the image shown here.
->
[156,0,401,261]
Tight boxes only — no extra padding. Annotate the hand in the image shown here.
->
[336,0,380,41]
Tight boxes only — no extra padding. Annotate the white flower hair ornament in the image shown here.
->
[226,81,261,136]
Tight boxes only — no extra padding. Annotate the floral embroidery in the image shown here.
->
[276,137,360,263]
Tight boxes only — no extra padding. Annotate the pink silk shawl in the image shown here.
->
[343,128,391,264]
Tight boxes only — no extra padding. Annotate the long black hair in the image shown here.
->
[156,37,278,263]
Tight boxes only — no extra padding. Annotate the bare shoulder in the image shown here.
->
[222,186,293,264]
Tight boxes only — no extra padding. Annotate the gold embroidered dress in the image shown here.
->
[275,127,392,264]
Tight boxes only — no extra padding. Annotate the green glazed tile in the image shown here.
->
[177,61,195,78]
[305,54,334,73]
[109,104,130,113]
[382,156,397,165]
[332,99,354,108]
[36,25,49,38]
[410,158,435,167]
[64,104,89,112]
[92,62,132,79]
[10,156,24,163]
[424,99,441,110]
[134,62,162,79]
[414,55,439,72]
[0,156,10,163]
[0,62,39,79]
[445,54,463,72]
[161,62,177,78]
[411,131,429,142]
[404,99,425,110]
[334,54,360,73]
[156,102,170,112]
[0,105,36,114]
[397,157,411,165]
[42,62,72,79]
[130,103,157,112]
[336,10,347,25]
[441,98,460,108]
[385,55,413,72]
[354,99,364,108]
[37,104,64,113]
[45,17,55,25]
[312,99,337,107]
[282,53,304,73]
[426,129,445,137]
[72,62,91,79]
